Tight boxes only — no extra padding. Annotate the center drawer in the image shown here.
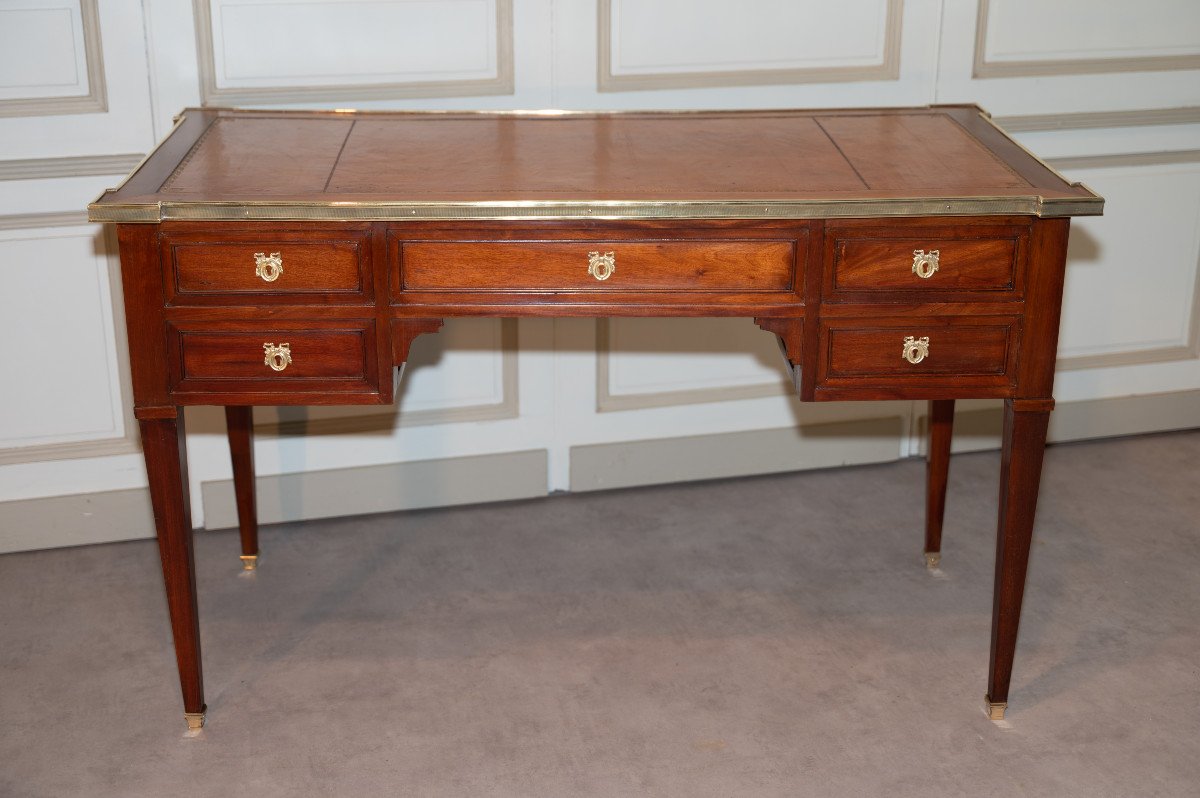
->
[395,239,798,292]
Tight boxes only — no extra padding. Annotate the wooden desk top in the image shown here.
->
[90,106,1102,223]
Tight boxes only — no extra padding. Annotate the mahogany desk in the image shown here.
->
[89,106,1103,729]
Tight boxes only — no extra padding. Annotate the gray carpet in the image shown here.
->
[2,430,1198,797]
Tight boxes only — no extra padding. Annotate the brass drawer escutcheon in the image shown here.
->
[902,335,930,364]
[254,251,283,282]
[911,249,939,279]
[587,251,616,281]
[263,342,292,371]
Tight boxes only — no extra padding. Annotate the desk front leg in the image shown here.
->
[139,410,206,730]
[225,406,259,571]
[924,399,955,568]
[986,397,1052,720]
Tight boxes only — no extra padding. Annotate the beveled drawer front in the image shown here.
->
[166,320,381,400]
[816,315,1020,397]
[162,229,371,304]
[398,239,797,292]
[824,223,1028,300]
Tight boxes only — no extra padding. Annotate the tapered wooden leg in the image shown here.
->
[924,399,955,568]
[986,398,1053,720]
[140,411,206,729]
[224,406,259,570]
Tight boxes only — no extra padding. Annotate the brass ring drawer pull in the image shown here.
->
[254,251,283,282]
[587,251,615,281]
[902,335,930,364]
[911,249,939,279]
[263,342,292,371]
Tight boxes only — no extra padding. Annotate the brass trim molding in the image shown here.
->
[974,0,1200,79]
[597,0,903,92]
[192,0,514,105]
[89,195,1104,224]
[0,0,108,118]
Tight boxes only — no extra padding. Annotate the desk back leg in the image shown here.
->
[140,411,207,730]
[224,406,259,570]
[924,399,955,568]
[986,398,1052,720]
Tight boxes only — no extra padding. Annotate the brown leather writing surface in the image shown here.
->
[92,106,1101,221]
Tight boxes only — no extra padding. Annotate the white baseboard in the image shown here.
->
[3,391,1197,555]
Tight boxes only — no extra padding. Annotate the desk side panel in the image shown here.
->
[117,224,171,414]
[1016,218,1071,399]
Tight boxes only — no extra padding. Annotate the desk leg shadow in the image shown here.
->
[224,406,259,571]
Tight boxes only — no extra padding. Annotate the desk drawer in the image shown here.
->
[166,320,381,400]
[816,315,1019,397]
[824,223,1028,300]
[397,239,797,292]
[161,228,372,304]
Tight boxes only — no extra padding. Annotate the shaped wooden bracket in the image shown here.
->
[754,317,803,366]
[391,318,444,365]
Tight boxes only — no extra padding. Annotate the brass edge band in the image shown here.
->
[108,114,189,194]
[187,103,990,118]
[88,195,1104,224]
[977,111,1081,188]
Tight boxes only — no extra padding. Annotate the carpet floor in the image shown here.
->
[1,430,1198,797]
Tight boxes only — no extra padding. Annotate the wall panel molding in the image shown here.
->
[597,0,903,92]
[0,0,108,118]
[192,0,515,105]
[0,211,89,230]
[0,153,144,182]
[974,0,1200,79]
[0,226,138,466]
[1048,151,1200,371]
[995,106,1200,133]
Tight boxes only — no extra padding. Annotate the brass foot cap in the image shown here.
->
[986,698,1007,721]
[924,552,941,569]
[184,711,206,730]
[240,554,258,571]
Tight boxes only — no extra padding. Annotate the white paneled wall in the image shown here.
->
[601,0,900,89]
[1,0,1198,552]
[0,225,132,455]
